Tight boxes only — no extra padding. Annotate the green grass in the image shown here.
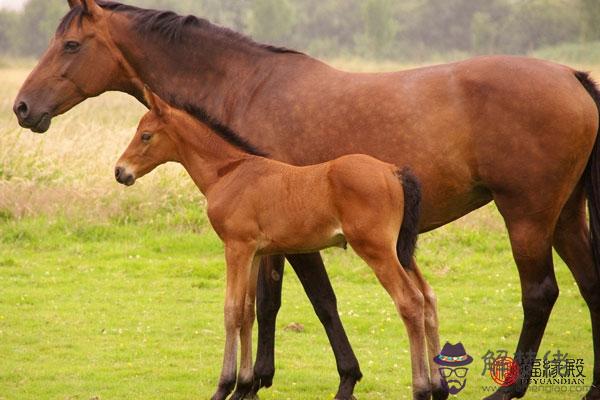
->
[0,208,593,400]
[0,63,598,399]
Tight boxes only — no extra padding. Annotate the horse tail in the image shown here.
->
[396,167,422,269]
[576,71,600,271]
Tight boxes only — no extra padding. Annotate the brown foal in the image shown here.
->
[114,88,426,400]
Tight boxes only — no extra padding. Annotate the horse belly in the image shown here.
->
[256,221,347,256]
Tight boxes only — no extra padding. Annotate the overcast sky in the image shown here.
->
[0,0,26,11]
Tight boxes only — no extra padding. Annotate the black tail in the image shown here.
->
[576,71,600,272]
[396,168,422,269]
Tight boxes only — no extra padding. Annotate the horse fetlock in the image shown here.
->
[212,378,237,400]
[413,387,432,400]
[431,384,449,400]
[252,368,274,390]
[335,371,361,400]
[229,379,254,400]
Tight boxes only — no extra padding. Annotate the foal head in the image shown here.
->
[115,88,179,186]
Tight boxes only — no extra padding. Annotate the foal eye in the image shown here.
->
[141,133,152,143]
[64,41,80,53]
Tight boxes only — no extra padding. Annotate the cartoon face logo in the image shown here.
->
[433,342,473,395]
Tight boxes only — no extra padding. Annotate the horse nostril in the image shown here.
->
[115,167,123,181]
[15,101,29,120]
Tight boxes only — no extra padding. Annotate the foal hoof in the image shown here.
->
[242,394,259,400]
[414,389,432,400]
[334,396,357,400]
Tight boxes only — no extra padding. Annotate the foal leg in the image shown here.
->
[406,260,447,400]
[350,239,429,400]
[553,185,600,400]
[484,212,559,400]
[252,254,285,393]
[211,243,256,400]
[231,257,261,400]
[287,252,362,400]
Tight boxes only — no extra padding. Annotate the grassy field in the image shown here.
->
[0,61,598,400]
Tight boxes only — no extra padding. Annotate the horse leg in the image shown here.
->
[286,252,362,400]
[553,184,600,400]
[230,257,261,400]
[484,209,559,400]
[406,260,447,400]
[350,238,429,400]
[251,254,285,394]
[211,243,256,400]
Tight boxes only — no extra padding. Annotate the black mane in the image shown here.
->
[57,1,275,157]
[59,1,302,55]
[179,102,267,157]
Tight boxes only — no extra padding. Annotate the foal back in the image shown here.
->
[218,154,407,258]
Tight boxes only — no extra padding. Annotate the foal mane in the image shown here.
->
[178,102,267,157]
[57,1,270,157]
[58,1,302,55]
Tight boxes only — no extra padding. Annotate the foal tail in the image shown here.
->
[396,168,422,269]
[577,71,600,272]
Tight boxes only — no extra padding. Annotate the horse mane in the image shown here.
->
[178,102,267,157]
[58,1,302,55]
[57,1,271,157]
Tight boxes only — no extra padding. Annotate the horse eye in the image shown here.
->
[141,133,152,143]
[64,41,80,53]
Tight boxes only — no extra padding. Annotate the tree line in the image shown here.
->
[0,0,598,60]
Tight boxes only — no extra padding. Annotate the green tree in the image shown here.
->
[357,0,397,58]
[581,0,600,41]
[248,0,296,45]
[17,0,67,56]
[0,10,18,54]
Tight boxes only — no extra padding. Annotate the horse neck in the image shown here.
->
[170,111,255,195]
[108,12,281,123]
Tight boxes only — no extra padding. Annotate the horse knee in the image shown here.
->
[422,287,438,322]
[311,293,339,325]
[397,291,425,323]
[225,305,244,330]
[522,277,559,323]
[580,280,600,310]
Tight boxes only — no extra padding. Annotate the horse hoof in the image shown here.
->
[482,391,512,400]
[431,385,449,400]
[583,385,600,400]
[334,396,357,400]
[243,395,259,400]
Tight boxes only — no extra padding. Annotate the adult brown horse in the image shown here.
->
[13,1,600,399]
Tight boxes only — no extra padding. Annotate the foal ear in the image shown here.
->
[143,86,165,117]
[81,0,101,15]
[67,0,81,8]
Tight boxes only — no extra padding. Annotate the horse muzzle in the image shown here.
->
[115,166,136,186]
[13,98,52,133]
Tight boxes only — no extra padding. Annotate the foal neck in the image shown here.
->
[171,111,257,195]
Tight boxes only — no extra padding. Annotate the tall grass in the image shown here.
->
[0,68,206,226]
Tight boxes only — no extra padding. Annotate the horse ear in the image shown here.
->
[81,0,101,15]
[67,0,81,8]
[143,86,164,117]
